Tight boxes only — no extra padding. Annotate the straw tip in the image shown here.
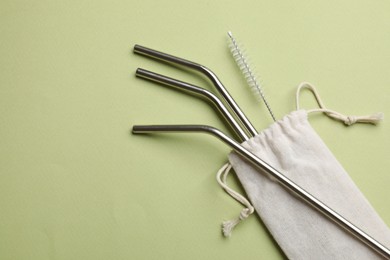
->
[132,125,141,134]
[133,44,144,54]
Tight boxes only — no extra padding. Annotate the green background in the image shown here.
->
[1,0,389,259]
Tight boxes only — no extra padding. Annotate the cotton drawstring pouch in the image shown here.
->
[218,82,390,259]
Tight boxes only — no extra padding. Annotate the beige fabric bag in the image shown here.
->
[218,83,390,259]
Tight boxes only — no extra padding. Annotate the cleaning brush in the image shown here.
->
[228,31,276,122]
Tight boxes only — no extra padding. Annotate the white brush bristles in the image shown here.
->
[228,31,276,122]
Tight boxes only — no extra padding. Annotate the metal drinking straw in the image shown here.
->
[132,124,390,259]
[134,44,258,137]
[136,68,249,141]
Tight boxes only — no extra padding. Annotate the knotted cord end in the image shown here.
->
[222,207,254,237]
[217,163,254,237]
[342,112,384,126]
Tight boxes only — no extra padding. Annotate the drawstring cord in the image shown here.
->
[216,163,254,237]
[296,82,384,126]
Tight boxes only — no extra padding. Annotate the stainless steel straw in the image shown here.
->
[132,124,390,259]
[134,45,258,137]
[136,68,249,141]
